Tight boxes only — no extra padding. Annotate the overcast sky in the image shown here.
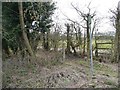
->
[52,0,120,33]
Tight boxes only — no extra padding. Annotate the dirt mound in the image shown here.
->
[43,67,88,88]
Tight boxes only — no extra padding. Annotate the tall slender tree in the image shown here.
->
[18,2,36,60]
[110,2,120,62]
[2,2,56,57]
[65,23,71,54]
[71,3,96,58]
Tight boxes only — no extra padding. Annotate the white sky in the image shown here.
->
[52,0,120,33]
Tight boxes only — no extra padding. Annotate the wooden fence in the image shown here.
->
[94,35,114,62]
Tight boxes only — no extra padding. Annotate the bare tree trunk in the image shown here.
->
[118,27,120,62]
[62,42,65,61]
[118,2,120,87]
[54,29,58,51]
[83,29,86,56]
[54,37,58,51]
[114,28,118,62]
[78,27,82,52]
[66,24,71,53]
[87,20,90,58]
[46,30,50,50]
[114,8,120,62]
[42,31,46,49]
[118,2,120,62]
[18,2,36,60]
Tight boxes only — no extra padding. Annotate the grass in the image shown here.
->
[40,58,63,69]
[3,74,12,87]
[79,60,89,67]
[77,60,117,78]
[93,61,117,77]
[104,80,117,87]
[63,78,70,85]
[77,59,118,88]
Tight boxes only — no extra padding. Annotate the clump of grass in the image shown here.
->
[46,59,63,69]
[78,60,117,77]
[3,73,12,88]
[93,61,117,77]
[17,69,28,76]
[39,56,63,69]
[104,80,117,87]
[79,60,89,67]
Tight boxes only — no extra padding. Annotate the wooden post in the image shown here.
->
[62,41,65,61]
[111,38,114,62]
[95,43,98,57]
[95,32,98,58]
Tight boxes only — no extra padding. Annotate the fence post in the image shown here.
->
[95,43,98,58]
[62,41,65,61]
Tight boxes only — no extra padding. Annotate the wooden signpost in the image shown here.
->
[88,14,94,78]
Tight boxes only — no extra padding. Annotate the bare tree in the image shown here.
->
[65,23,71,54]
[60,9,87,56]
[110,2,120,62]
[118,2,120,63]
[71,3,97,58]
[52,23,61,51]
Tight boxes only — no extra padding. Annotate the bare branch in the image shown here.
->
[67,19,87,28]
[92,19,97,36]
[91,11,96,18]
[71,3,87,21]
[59,9,87,28]
[87,1,91,14]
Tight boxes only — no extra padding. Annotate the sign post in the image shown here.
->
[88,14,94,78]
